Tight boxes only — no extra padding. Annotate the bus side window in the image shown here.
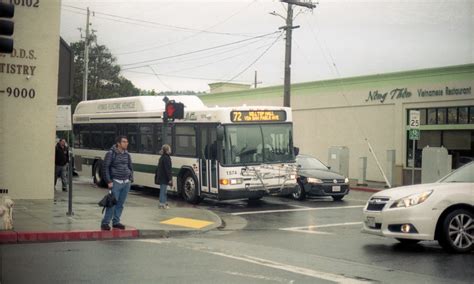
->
[139,124,154,154]
[103,124,116,150]
[126,124,138,153]
[155,124,162,153]
[90,124,102,149]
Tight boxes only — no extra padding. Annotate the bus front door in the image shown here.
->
[199,126,218,195]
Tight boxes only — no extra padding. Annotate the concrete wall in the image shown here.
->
[0,1,62,199]
[201,64,474,185]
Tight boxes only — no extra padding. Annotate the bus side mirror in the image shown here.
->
[294,147,300,156]
[217,125,224,141]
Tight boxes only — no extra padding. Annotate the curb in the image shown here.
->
[350,186,383,193]
[0,211,224,244]
[0,228,139,244]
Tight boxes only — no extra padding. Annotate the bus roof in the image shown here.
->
[73,96,292,124]
[74,95,207,115]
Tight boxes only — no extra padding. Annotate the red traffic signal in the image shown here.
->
[0,2,14,54]
[164,101,185,122]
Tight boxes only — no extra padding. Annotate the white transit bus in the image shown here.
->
[72,96,298,203]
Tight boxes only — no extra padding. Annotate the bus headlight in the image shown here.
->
[219,178,243,185]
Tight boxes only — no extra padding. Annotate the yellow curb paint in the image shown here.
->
[160,217,214,229]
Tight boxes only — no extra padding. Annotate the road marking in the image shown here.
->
[160,217,214,229]
[231,205,365,216]
[281,222,364,231]
[205,251,369,283]
[222,271,294,283]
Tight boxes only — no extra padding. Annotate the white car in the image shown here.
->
[362,162,474,253]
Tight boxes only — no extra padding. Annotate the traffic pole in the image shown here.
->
[67,130,74,216]
[412,139,416,185]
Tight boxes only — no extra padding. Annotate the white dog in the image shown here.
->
[0,198,14,230]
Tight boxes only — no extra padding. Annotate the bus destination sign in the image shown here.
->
[231,110,286,122]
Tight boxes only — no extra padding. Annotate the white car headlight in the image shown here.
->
[307,177,323,184]
[390,190,433,208]
[344,177,349,184]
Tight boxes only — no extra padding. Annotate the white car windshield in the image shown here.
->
[439,162,474,183]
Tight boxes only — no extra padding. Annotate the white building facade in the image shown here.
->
[200,64,474,186]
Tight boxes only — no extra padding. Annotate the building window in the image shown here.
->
[175,125,196,156]
[437,108,446,124]
[139,124,154,153]
[427,108,437,125]
[447,108,458,124]
[419,109,427,125]
[469,107,474,124]
[457,107,467,124]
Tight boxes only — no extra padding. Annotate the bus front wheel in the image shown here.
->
[93,160,107,188]
[182,172,202,204]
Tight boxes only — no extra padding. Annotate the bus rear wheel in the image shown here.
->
[93,160,107,188]
[181,172,201,204]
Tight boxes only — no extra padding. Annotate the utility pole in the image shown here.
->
[82,7,91,101]
[279,0,316,107]
[254,70,262,88]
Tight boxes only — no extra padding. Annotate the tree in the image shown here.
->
[70,38,140,111]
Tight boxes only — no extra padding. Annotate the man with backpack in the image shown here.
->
[101,136,134,231]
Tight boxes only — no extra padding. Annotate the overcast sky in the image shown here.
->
[60,0,473,92]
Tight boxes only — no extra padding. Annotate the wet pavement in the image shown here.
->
[0,177,221,242]
[1,181,472,283]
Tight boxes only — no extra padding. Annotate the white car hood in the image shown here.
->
[371,183,446,200]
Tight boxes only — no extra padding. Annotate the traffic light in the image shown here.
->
[164,100,185,122]
[0,2,14,54]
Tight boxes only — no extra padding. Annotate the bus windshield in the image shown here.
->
[224,124,294,165]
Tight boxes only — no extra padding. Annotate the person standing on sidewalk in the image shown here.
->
[155,144,172,209]
[101,136,134,231]
[54,138,69,192]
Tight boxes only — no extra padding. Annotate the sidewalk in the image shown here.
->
[0,177,222,244]
[350,180,388,192]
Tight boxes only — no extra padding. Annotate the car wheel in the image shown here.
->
[181,172,202,204]
[332,195,345,201]
[438,209,474,253]
[396,238,421,245]
[93,160,107,188]
[292,183,306,201]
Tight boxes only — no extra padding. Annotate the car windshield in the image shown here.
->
[223,124,294,165]
[296,156,328,170]
[439,162,474,183]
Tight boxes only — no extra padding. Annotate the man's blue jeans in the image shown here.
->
[159,184,168,205]
[101,181,130,226]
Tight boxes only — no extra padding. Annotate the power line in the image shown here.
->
[147,36,275,66]
[115,0,258,56]
[227,33,283,82]
[148,65,174,91]
[63,4,258,38]
[122,69,251,84]
[120,31,280,69]
[163,39,278,75]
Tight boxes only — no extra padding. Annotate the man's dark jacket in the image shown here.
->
[104,145,134,184]
[155,154,172,185]
[55,143,69,166]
